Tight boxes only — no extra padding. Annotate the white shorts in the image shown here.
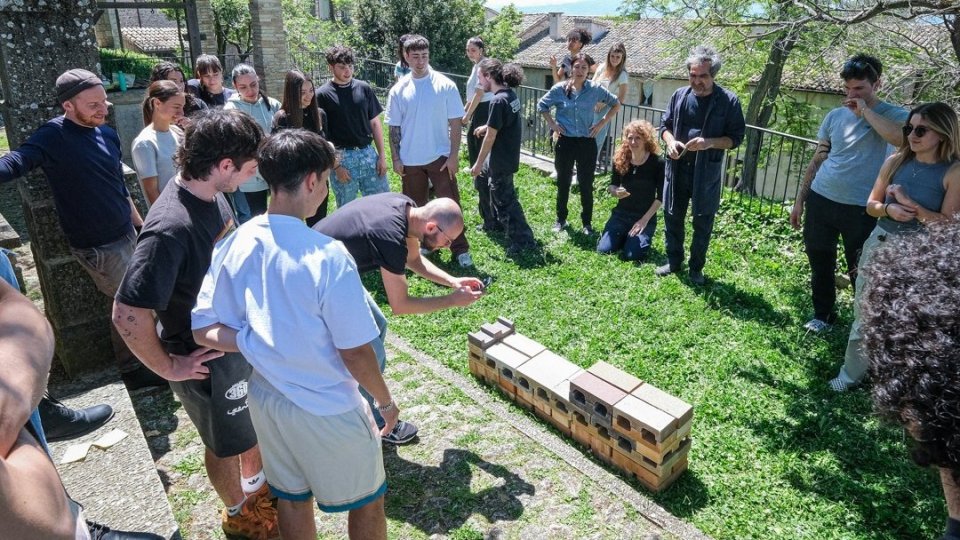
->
[247,373,386,512]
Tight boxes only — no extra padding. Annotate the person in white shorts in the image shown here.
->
[192,129,399,540]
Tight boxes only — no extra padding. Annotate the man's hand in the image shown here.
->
[450,285,483,307]
[549,121,565,137]
[452,276,485,292]
[789,200,804,230]
[440,154,459,181]
[378,402,400,438]
[392,159,404,176]
[629,219,648,237]
[335,165,351,184]
[165,347,223,381]
[684,137,710,152]
[844,98,868,117]
[376,156,388,177]
[549,55,558,69]
[666,140,685,160]
[473,125,488,139]
[470,161,483,178]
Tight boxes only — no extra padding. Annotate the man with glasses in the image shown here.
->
[316,45,390,207]
[314,193,484,444]
[789,54,907,334]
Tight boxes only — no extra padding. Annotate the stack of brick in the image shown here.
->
[467,318,693,492]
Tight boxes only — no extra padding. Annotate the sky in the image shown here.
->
[485,0,625,16]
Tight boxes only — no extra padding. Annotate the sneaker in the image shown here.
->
[88,521,165,539]
[803,318,832,334]
[550,170,558,179]
[582,225,595,236]
[382,419,419,445]
[551,221,567,233]
[222,489,280,540]
[39,396,114,442]
[457,252,474,267]
[571,174,578,186]
[654,263,680,277]
[688,270,706,285]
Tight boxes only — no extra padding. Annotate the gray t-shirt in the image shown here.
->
[131,125,182,205]
[811,101,909,206]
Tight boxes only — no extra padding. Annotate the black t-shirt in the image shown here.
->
[115,181,236,353]
[681,93,710,148]
[486,88,523,176]
[312,193,412,275]
[610,156,665,216]
[315,79,383,149]
[186,79,236,108]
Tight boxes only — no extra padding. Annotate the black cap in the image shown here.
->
[55,69,103,104]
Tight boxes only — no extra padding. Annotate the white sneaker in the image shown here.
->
[571,173,578,186]
[803,318,832,333]
[457,252,474,267]
[550,170,558,179]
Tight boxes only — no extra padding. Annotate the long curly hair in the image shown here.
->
[613,120,660,176]
[861,220,960,481]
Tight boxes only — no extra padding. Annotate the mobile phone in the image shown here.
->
[482,276,493,291]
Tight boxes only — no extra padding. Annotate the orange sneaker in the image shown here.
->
[221,485,280,540]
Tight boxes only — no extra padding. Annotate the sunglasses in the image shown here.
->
[902,125,931,138]
[843,59,878,79]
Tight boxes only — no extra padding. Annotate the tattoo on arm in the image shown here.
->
[799,141,831,202]
[389,126,402,160]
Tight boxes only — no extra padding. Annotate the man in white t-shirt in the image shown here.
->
[386,34,474,267]
[192,129,397,540]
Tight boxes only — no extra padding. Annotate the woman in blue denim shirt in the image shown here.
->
[538,53,621,235]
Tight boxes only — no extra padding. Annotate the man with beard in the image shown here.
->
[313,193,484,444]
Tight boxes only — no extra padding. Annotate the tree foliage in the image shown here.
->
[355,0,492,73]
[283,0,362,74]
[211,0,253,59]
[484,4,523,62]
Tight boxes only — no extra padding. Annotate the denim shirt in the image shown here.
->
[537,80,619,138]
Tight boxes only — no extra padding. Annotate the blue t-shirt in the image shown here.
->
[811,102,909,206]
[0,116,131,248]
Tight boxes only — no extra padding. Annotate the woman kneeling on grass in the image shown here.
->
[829,102,960,392]
[596,120,665,262]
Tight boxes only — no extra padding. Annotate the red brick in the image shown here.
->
[587,361,643,393]
[569,371,626,429]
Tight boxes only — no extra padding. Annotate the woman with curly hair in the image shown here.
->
[830,102,960,392]
[860,221,960,538]
[596,120,664,261]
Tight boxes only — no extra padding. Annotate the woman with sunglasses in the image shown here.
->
[538,52,621,235]
[829,102,960,392]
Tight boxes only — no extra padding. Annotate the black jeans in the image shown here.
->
[664,159,716,272]
[477,169,536,248]
[555,136,598,227]
[802,189,876,321]
[467,101,490,166]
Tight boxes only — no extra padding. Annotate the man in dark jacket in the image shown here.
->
[656,46,745,284]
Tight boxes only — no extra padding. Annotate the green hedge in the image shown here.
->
[99,48,161,84]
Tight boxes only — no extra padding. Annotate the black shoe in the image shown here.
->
[655,263,680,277]
[689,270,706,285]
[121,365,168,391]
[88,520,165,540]
[38,397,114,442]
[582,225,595,236]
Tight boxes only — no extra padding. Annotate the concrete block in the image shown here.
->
[549,376,581,419]
[496,316,515,330]
[569,371,627,430]
[503,332,547,358]
[481,321,514,340]
[633,383,694,427]
[632,438,691,477]
[520,351,581,406]
[468,330,497,350]
[570,409,595,446]
[613,394,676,444]
[468,353,486,380]
[588,360,643,393]
[486,343,530,388]
[629,419,691,464]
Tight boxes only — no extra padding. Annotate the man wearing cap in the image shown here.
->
[0,69,161,392]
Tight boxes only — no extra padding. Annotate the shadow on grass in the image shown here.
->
[383,446,534,535]
[683,276,791,327]
[736,362,943,537]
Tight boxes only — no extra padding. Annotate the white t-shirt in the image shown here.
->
[192,214,380,416]
[131,124,182,205]
[593,63,629,95]
[385,68,466,166]
[466,62,494,104]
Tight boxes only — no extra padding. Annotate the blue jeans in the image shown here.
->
[332,145,390,208]
[357,293,389,429]
[597,209,656,261]
[230,191,252,224]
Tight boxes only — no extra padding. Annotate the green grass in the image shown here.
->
[369,147,945,539]
[0,128,8,153]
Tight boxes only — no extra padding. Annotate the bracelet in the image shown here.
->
[376,400,396,413]
[883,203,890,217]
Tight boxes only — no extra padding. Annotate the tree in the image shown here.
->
[283,0,361,74]
[355,0,487,73]
[484,4,523,62]
[211,0,253,60]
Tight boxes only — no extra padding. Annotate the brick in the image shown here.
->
[496,316,515,330]
[590,432,614,463]
[613,394,676,444]
[632,438,691,477]
[549,376,581,420]
[503,333,547,358]
[570,410,595,446]
[514,388,534,410]
[482,357,499,382]
[569,371,627,429]
[633,383,694,428]
[468,355,485,380]
[481,321,514,340]
[631,456,688,493]
[588,361,643,393]
[630,422,690,464]
[498,377,517,397]
[515,350,573,401]
[468,330,497,350]
[533,398,553,420]
[547,411,572,436]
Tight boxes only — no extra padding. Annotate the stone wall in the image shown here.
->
[0,1,116,375]
[249,0,289,96]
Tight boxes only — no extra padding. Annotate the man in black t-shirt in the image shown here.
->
[316,45,390,208]
[469,59,536,256]
[113,109,279,539]
[314,192,484,443]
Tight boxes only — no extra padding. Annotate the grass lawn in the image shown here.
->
[366,151,944,539]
